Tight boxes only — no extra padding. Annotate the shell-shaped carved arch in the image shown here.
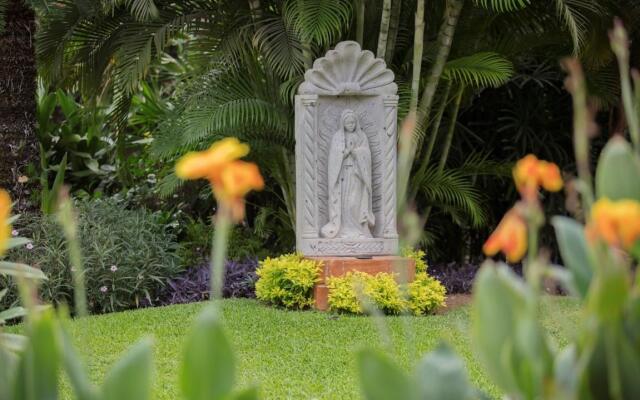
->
[298,41,397,96]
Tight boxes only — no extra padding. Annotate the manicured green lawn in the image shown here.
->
[23,297,580,399]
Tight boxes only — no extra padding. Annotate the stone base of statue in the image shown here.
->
[310,256,415,311]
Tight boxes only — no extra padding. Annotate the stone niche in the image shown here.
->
[295,41,399,257]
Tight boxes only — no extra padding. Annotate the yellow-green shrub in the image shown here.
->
[401,247,428,273]
[255,253,321,309]
[408,272,447,315]
[327,271,446,315]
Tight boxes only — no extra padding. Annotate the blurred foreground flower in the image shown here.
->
[586,198,640,250]
[483,209,528,263]
[175,137,264,221]
[0,189,11,256]
[513,154,563,200]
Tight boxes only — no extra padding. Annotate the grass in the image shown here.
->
[13,297,580,399]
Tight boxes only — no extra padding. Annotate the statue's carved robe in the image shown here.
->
[321,124,375,238]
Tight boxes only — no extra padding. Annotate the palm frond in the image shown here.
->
[472,0,530,13]
[254,16,305,79]
[443,52,514,88]
[151,67,291,159]
[418,167,489,227]
[552,0,604,53]
[284,0,352,47]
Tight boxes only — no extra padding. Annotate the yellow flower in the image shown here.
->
[483,209,528,263]
[175,137,249,184]
[513,154,563,199]
[586,198,640,250]
[0,189,12,257]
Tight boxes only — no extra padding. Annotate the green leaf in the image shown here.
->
[595,137,640,201]
[13,310,60,400]
[0,307,26,324]
[0,345,18,400]
[0,333,27,353]
[0,262,47,280]
[554,345,579,398]
[180,306,235,400]
[471,262,544,396]
[5,238,32,251]
[357,349,414,400]
[551,216,594,298]
[60,327,98,400]
[414,343,481,399]
[101,339,154,400]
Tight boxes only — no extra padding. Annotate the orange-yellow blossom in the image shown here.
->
[483,208,528,263]
[0,189,12,257]
[218,161,265,221]
[175,137,249,184]
[586,198,640,250]
[513,154,563,199]
[175,138,264,221]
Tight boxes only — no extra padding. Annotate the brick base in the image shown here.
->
[309,256,416,311]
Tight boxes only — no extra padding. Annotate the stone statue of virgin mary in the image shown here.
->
[321,109,375,239]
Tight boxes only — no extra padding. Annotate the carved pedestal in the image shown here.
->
[310,256,415,311]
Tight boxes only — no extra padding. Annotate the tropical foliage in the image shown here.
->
[27,0,639,258]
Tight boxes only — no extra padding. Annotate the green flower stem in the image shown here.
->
[210,207,232,300]
[57,195,88,318]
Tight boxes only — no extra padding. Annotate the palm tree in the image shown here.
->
[0,0,38,211]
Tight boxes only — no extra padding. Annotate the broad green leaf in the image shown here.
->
[414,343,482,399]
[13,310,60,400]
[551,216,593,298]
[180,306,235,400]
[357,349,414,400]
[60,327,98,400]
[0,333,27,353]
[0,262,47,280]
[0,345,18,400]
[471,262,531,395]
[5,238,31,251]
[617,332,640,398]
[595,137,640,201]
[554,345,579,398]
[102,339,153,400]
[0,307,26,323]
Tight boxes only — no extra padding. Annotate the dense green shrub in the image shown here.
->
[401,247,428,273]
[255,254,321,309]
[3,199,181,313]
[327,271,446,316]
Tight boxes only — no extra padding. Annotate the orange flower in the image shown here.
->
[217,161,265,221]
[0,189,12,257]
[175,138,264,221]
[219,161,265,199]
[175,137,249,184]
[513,154,563,199]
[483,209,528,263]
[586,198,640,250]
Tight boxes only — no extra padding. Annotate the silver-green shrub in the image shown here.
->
[3,198,180,314]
